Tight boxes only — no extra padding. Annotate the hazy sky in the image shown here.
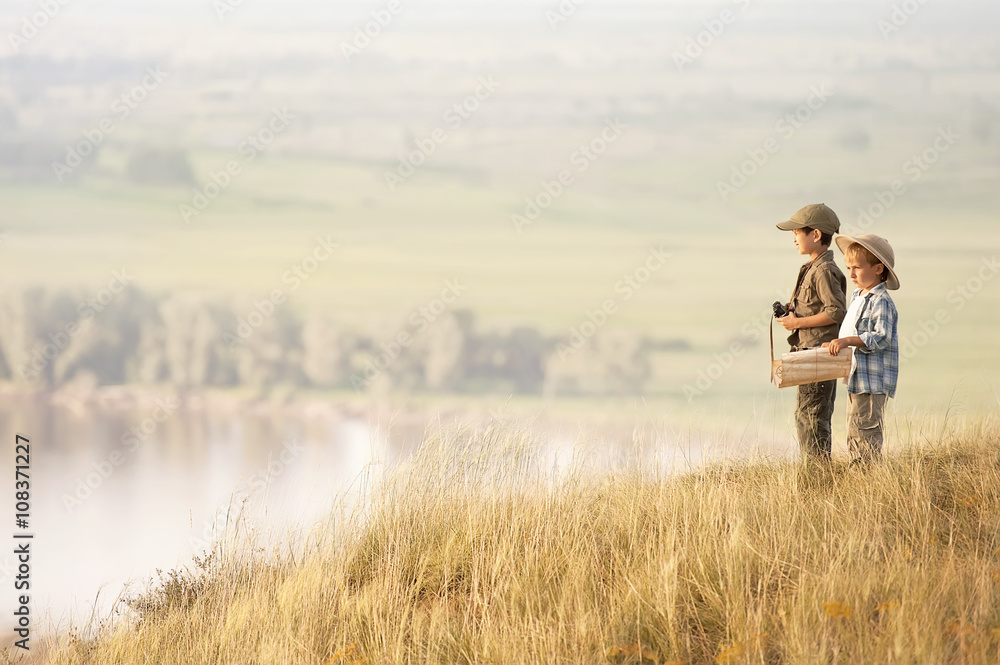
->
[3,0,998,66]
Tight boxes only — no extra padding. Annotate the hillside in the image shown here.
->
[40,419,1000,665]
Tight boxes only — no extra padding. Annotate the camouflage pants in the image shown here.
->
[795,379,837,460]
[847,392,889,461]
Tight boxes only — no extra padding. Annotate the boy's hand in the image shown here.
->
[825,339,848,356]
[779,313,799,331]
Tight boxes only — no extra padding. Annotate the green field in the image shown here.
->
[4,116,999,416]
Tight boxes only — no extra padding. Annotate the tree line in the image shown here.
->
[0,287,691,397]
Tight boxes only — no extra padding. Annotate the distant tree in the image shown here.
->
[0,140,83,183]
[301,312,350,387]
[543,330,649,397]
[128,318,167,385]
[0,289,666,396]
[0,287,47,386]
[229,300,303,391]
[594,330,650,394]
[503,326,547,393]
[423,312,467,391]
[158,294,227,388]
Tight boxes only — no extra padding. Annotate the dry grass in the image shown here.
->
[34,418,1000,664]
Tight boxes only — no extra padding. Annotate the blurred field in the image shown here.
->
[2,0,999,417]
[3,140,999,414]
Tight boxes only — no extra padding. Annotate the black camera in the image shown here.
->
[772,301,791,318]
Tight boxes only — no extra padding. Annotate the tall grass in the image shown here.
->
[40,418,1000,664]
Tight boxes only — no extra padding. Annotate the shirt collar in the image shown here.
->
[808,249,836,269]
[855,282,888,299]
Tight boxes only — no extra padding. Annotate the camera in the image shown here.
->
[772,301,791,318]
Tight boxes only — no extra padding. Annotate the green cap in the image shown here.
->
[776,203,841,235]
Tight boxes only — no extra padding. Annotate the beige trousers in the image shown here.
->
[846,393,889,460]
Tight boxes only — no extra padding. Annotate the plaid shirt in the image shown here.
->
[846,283,899,397]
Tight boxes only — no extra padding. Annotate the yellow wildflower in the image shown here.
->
[607,643,660,663]
[715,643,744,663]
[821,602,852,619]
[325,642,368,665]
[947,621,975,639]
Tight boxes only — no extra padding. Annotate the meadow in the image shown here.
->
[4,129,999,415]
[31,416,1000,665]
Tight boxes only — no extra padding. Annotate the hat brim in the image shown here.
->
[835,235,900,290]
[776,220,806,231]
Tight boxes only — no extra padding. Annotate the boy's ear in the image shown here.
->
[874,263,884,276]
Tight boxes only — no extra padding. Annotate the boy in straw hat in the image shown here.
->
[776,203,848,462]
[824,234,900,463]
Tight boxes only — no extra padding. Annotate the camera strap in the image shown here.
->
[769,314,776,372]
[791,261,811,310]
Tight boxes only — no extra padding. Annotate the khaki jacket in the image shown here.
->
[788,250,847,350]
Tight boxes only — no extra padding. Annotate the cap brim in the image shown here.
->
[776,220,806,231]
[835,235,900,290]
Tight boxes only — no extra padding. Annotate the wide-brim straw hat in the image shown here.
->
[835,233,900,290]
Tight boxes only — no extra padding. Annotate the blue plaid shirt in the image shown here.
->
[846,283,899,397]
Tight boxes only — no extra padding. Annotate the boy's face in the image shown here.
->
[845,255,884,291]
[791,228,823,256]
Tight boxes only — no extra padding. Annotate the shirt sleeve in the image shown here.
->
[813,266,847,324]
[859,295,897,353]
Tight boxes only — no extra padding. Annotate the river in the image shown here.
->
[0,389,786,640]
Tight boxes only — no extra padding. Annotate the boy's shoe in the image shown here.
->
[848,455,879,469]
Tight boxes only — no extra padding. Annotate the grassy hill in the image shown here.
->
[37,418,1000,664]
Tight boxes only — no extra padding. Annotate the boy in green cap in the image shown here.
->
[775,203,848,461]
